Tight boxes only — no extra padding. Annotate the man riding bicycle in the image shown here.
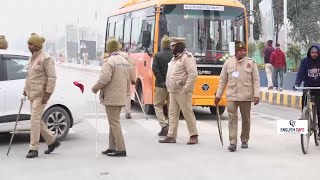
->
[294,45,320,135]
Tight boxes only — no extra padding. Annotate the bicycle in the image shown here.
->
[295,86,320,154]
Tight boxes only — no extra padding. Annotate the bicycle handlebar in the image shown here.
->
[295,87,320,90]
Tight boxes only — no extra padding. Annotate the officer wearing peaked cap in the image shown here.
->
[159,37,199,145]
[24,33,60,158]
[215,41,260,152]
[92,38,130,157]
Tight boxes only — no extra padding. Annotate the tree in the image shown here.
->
[286,43,301,71]
[273,0,284,44]
[287,0,320,47]
[239,0,263,39]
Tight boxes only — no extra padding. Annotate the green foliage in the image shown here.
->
[257,41,266,59]
[286,43,302,71]
[287,0,320,47]
[248,43,257,58]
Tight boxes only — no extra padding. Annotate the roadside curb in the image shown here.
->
[260,90,302,109]
[56,63,100,73]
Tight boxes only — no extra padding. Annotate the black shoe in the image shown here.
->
[228,144,237,152]
[158,125,169,136]
[26,150,38,158]
[102,149,116,155]
[106,151,127,157]
[44,140,61,154]
[241,142,248,149]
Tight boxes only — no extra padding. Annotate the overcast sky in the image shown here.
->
[0,0,123,50]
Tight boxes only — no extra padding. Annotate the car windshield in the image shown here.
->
[161,5,246,64]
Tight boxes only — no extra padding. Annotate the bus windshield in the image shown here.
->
[161,5,246,64]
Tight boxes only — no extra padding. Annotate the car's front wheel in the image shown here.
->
[43,106,71,140]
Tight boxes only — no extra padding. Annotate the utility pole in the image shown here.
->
[283,0,288,52]
[250,0,254,43]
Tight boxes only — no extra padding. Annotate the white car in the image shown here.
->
[0,50,85,140]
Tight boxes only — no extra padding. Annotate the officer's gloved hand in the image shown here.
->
[20,95,26,103]
[293,84,299,90]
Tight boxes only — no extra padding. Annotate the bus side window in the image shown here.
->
[109,22,115,37]
[130,18,143,53]
[115,21,124,45]
[124,19,132,52]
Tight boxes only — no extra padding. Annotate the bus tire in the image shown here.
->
[209,106,225,116]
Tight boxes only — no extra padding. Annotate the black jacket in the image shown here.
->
[152,48,173,87]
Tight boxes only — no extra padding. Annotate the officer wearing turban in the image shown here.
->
[215,41,260,152]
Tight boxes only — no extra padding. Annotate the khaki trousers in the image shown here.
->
[30,98,55,150]
[167,91,198,138]
[154,87,170,128]
[105,106,126,151]
[226,101,251,145]
[124,95,131,113]
[265,63,274,87]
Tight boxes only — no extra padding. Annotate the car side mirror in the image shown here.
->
[142,31,151,48]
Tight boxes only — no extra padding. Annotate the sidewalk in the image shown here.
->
[57,62,303,109]
[260,87,302,109]
[57,62,100,73]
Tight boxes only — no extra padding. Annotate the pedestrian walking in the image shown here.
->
[159,37,199,145]
[263,40,275,90]
[270,43,286,91]
[215,41,260,152]
[24,33,60,158]
[91,38,130,157]
[152,35,173,136]
[82,51,88,67]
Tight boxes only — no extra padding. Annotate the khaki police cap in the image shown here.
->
[170,37,186,46]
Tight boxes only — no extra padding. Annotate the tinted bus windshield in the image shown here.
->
[161,5,246,64]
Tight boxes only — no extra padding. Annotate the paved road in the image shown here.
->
[0,66,318,180]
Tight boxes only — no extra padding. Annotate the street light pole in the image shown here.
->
[250,0,254,43]
[284,0,288,52]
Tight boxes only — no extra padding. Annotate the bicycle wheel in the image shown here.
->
[313,106,319,146]
[301,107,311,154]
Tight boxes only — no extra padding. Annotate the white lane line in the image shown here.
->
[251,111,288,121]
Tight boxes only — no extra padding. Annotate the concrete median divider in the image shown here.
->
[260,87,303,109]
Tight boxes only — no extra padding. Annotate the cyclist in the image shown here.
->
[294,45,320,135]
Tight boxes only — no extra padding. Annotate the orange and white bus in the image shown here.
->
[105,0,249,115]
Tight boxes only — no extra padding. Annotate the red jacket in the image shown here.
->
[270,49,286,68]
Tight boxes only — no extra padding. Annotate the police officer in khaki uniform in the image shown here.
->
[215,41,260,152]
[24,33,60,158]
[0,35,8,49]
[118,43,136,119]
[91,38,130,157]
[152,35,173,136]
[159,37,199,145]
